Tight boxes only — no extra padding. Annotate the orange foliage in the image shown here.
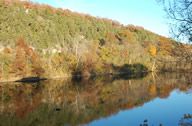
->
[3,47,12,54]
[120,49,128,58]
[159,84,174,98]
[148,84,157,96]
[12,38,27,76]
[12,38,44,77]
[106,32,118,43]
[158,37,173,54]
[118,29,135,43]
[11,85,42,118]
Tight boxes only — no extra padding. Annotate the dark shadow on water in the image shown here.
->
[72,63,149,83]
[15,77,47,83]
[71,71,83,82]
[112,71,148,80]
[112,63,148,74]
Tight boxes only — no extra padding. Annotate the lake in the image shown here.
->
[0,73,191,126]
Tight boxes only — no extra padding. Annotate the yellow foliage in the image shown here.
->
[149,45,157,57]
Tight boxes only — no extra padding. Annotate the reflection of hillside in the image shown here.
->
[0,73,191,126]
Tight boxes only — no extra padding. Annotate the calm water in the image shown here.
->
[0,73,192,126]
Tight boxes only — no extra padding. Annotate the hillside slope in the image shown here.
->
[0,0,191,81]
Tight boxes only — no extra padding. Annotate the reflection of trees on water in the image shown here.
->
[139,114,192,126]
[179,114,192,126]
[139,120,163,126]
[0,73,191,126]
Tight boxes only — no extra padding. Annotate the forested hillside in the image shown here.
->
[0,0,191,81]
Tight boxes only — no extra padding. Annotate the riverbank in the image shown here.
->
[0,62,149,83]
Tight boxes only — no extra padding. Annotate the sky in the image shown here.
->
[31,0,170,37]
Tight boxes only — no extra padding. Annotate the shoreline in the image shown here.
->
[0,71,149,83]
[0,75,71,83]
[0,70,191,83]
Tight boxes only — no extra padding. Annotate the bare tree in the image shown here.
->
[158,0,192,42]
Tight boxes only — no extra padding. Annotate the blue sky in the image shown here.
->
[31,0,169,37]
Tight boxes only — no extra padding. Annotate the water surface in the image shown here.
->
[0,73,191,126]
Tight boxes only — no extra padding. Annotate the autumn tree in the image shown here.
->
[157,0,192,71]
[30,51,45,76]
[12,38,28,77]
[149,44,157,71]
[12,38,44,77]
[158,36,173,55]
[149,45,157,57]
